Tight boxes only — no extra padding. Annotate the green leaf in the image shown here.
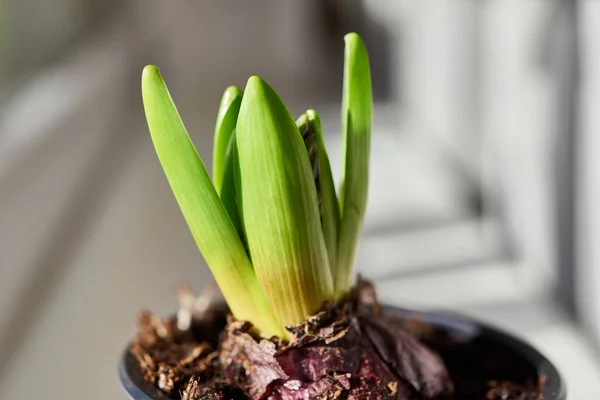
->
[213,87,243,238]
[141,66,283,337]
[296,110,340,275]
[236,76,334,327]
[219,129,243,239]
[213,86,243,194]
[335,33,373,297]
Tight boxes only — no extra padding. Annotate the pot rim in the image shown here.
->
[381,307,566,399]
[118,306,566,400]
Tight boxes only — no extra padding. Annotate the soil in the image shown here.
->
[129,281,545,400]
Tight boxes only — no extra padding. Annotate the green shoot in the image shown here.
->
[213,86,243,194]
[335,33,373,297]
[296,110,340,274]
[235,77,334,327]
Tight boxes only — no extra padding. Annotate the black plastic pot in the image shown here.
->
[119,306,566,399]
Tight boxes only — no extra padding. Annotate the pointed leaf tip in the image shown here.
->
[344,32,362,44]
[344,33,369,57]
[246,75,266,91]
[243,76,275,106]
[142,65,160,83]
[224,85,243,98]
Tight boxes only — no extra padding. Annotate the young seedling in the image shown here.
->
[141,33,372,338]
[133,33,457,400]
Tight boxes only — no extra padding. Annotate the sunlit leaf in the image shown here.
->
[235,76,334,327]
[141,66,283,337]
[335,33,373,297]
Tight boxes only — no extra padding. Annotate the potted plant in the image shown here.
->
[119,33,565,400]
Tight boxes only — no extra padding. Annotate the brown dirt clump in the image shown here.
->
[128,280,544,399]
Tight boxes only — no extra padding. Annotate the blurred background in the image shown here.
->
[1,0,599,398]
